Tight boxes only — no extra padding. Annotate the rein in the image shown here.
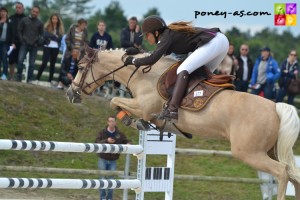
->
[72,50,153,97]
[83,54,137,93]
[72,52,136,96]
[72,49,99,94]
[85,64,126,89]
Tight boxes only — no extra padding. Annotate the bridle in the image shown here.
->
[70,48,154,101]
[71,49,101,95]
[71,50,135,97]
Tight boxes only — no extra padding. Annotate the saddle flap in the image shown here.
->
[157,62,235,111]
[165,62,180,89]
[165,65,208,93]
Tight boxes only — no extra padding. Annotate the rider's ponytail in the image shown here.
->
[167,21,196,33]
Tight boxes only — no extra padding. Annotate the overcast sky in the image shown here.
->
[21,0,300,36]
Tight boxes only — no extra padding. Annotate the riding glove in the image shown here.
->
[124,56,135,66]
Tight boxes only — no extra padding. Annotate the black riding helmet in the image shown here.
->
[141,15,167,43]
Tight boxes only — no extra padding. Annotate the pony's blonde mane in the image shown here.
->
[97,48,178,63]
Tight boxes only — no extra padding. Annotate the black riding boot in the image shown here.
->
[159,70,189,120]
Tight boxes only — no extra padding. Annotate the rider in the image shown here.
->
[124,15,229,121]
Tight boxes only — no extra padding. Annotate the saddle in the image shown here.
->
[157,62,235,111]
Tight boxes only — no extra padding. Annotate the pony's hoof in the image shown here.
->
[136,119,151,131]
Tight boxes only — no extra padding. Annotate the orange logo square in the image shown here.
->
[286,14,297,26]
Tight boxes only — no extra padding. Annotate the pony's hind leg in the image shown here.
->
[232,151,288,200]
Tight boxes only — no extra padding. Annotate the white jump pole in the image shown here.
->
[0,130,176,200]
[0,139,143,155]
[0,178,140,190]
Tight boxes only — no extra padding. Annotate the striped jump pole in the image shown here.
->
[0,130,177,200]
[0,139,143,155]
[0,178,140,190]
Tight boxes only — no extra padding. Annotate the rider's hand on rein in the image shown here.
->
[124,56,135,66]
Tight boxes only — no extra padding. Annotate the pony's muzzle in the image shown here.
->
[66,86,82,103]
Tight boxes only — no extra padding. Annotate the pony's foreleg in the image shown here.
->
[110,97,154,130]
[110,97,143,118]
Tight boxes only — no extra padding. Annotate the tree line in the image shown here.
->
[2,0,299,63]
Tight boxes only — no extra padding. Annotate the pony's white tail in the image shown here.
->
[276,103,300,182]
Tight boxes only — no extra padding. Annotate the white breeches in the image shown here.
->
[177,32,229,74]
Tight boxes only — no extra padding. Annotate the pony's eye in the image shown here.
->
[78,57,89,65]
[78,61,84,66]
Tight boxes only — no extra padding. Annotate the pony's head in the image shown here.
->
[66,45,105,103]
[66,46,129,103]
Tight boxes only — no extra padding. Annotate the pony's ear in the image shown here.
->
[82,43,99,63]
[85,43,92,53]
[84,43,96,58]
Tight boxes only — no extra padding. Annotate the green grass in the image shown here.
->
[0,81,299,200]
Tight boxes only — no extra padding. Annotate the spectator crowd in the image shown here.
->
[0,2,142,90]
[0,2,298,106]
[216,43,298,106]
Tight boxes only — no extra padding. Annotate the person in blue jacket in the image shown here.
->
[89,20,113,50]
[250,47,280,100]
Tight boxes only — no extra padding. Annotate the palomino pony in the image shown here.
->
[66,47,300,200]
